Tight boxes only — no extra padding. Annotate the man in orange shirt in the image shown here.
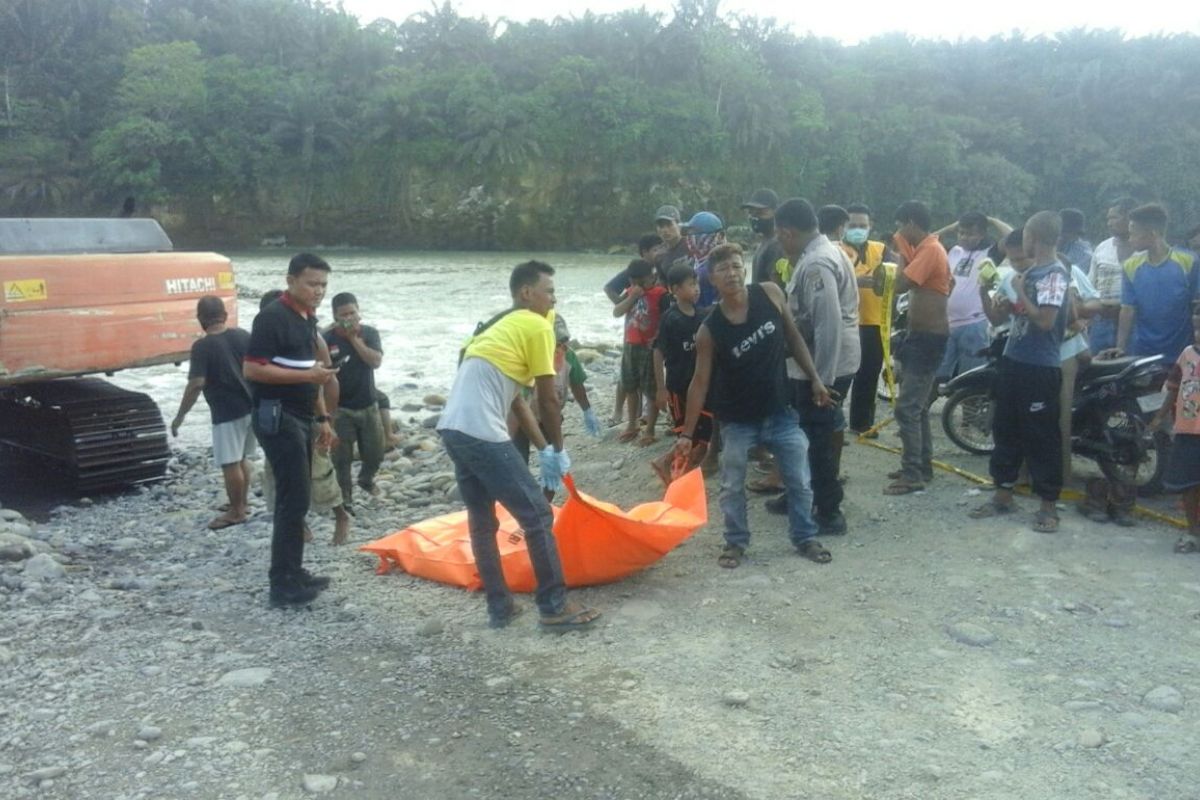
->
[885,201,951,495]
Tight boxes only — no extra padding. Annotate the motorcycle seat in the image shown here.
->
[1080,356,1139,381]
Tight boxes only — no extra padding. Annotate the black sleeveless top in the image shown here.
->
[704,283,791,423]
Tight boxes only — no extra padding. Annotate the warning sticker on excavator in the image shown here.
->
[4,279,47,303]
[218,271,235,290]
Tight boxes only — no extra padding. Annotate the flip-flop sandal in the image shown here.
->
[539,605,601,633]
[617,429,639,443]
[1032,510,1059,533]
[747,478,784,494]
[718,545,744,569]
[1173,537,1200,554]
[888,469,932,483]
[796,539,832,564]
[489,601,527,629]
[636,434,658,447]
[207,515,245,530]
[969,500,1014,519]
[883,480,924,496]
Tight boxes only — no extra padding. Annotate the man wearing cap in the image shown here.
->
[654,205,692,286]
[742,188,786,287]
[681,211,727,311]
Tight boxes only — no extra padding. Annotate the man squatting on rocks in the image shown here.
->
[243,254,338,607]
[170,296,256,531]
[437,261,601,631]
[674,242,834,569]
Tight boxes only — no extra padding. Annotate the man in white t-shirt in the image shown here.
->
[935,212,1011,383]
[437,261,600,632]
[1088,198,1138,352]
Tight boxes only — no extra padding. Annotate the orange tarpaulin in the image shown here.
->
[360,468,707,591]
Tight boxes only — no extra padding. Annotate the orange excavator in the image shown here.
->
[0,219,236,492]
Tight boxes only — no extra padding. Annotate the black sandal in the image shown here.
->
[718,545,744,569]
[796,539,832,564]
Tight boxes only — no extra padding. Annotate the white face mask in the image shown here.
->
[844,228,869,246]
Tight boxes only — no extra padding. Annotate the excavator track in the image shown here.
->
[0,378,169,492]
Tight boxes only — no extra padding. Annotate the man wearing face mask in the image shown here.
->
[741,188,785,287]
[840,203,895,436]
[681,211,727,312]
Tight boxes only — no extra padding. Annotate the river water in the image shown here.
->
[111,249,630,452]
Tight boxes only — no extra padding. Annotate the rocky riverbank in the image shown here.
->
[2,350,1199,800]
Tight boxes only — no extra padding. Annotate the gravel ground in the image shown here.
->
[1,351,1197,799]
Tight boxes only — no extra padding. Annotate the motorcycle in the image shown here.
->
[938,336,1170,496]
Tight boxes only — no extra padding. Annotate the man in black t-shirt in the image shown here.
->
[741,188,786,287]
[171,296,254,530]
[323,292,385,509]
[244,253,338,607]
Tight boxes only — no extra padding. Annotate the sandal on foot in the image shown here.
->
[636,434,658,447]
[489,601,527,629]
[1173,536,1200,554]
[883,480,925,496]
[796,539,832,564]
[617,428,639,443]
[207,514,245,530]
[747,477,784,494]
[1032,509,1059,533]
[969,500,1014,519]
[718,545,744,569]
[539,604,601,632]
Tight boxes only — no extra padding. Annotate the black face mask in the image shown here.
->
[750,217,775,235]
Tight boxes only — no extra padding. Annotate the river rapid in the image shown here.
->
[111,249,630,452]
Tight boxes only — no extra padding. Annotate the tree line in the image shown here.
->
[2,0,1198,250]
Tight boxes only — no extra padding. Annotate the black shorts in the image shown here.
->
[667,390,713,445]
[1164,433,1200,492]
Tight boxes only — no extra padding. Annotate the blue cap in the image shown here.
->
[681,211,723,234]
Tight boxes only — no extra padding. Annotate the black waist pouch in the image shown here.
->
[255,398,282,436]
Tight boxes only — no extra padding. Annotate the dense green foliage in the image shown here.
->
[2,0,1198,248]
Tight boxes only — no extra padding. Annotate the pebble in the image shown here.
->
[1078,728,1106,748]
[302,773,339,793]
[0,532,34,561]
[22,553,66,582]
[0,645,13,665]
[1142,685,1184,713]
[485,676,514,693]
[350,752,367,763]
[137,725,163,742]
[416,618,444,637]
[23,766,66,784]
[945,622,996,647]
[422,394,446,406]
[722,689,750,708]
[217,667,274,687]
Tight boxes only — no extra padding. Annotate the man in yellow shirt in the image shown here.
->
[437,261,600,631]
[840,203,895,435]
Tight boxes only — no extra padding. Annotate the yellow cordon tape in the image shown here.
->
[855,261,1182,527]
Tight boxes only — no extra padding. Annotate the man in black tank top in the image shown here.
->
[675,244,835,567]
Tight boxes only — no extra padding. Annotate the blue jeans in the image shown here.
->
[937,320,990,380]
[719,409,818,549]
[1089,317,1116,353]
[438,429,567,621]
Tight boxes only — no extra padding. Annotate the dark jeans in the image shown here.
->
[792,375,854,518]
[894,331,948,483]
[254,409,312,584]
[850,325,884,432]
[990,358,1063,502]
[439,429,567,620]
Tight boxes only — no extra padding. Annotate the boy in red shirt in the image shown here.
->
[614,258,668,445]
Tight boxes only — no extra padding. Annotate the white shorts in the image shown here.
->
[212,415,257,466]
